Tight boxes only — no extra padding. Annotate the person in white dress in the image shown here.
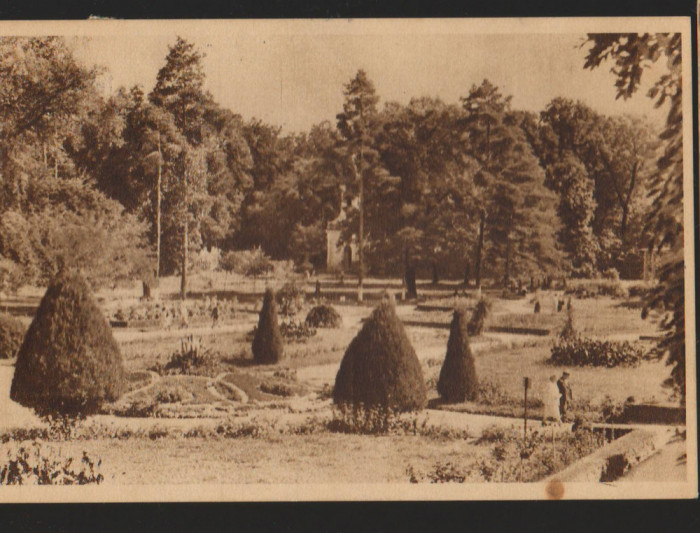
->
[543,375,561,425]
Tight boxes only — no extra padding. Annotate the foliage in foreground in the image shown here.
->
[0,313,25,359]
[1,443,103,485]
[10,270,125,416]
[408,424,605,483]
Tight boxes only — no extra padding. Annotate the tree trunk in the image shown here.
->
[431,259,438,285]
[620,204,629,241]
[180,165,189,301]
[357,150,364,303]
[180,219,188,300]
[503,235,511,288]
[404,249,417,299]
[475,210,485,288]
[156,133,162,279]
[463,261,470,286]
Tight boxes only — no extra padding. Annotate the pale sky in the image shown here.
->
[71,29,668,133]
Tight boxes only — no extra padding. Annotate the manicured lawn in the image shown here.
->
[51,433,490,484]
[425,341,671,408]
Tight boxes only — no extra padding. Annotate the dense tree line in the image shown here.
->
[1,35,669,296]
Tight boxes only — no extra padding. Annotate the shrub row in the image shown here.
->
[565,280,627,299]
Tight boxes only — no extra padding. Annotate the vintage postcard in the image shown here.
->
[0,17,696,501]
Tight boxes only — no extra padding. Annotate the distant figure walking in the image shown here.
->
[543,375,561,425]
[211,297,219,328]
[557,371,573,421]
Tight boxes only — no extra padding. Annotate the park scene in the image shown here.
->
[0,27,689,489]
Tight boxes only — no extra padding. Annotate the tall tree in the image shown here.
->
[461,81,561,287]
[530,98,657,275]
[0,37,98,211]
[149,37,208,299]
[460,80,511,287]
[336,70,380,301]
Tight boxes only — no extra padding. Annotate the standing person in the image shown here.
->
[543,375,561,425]
[557,371,573,421]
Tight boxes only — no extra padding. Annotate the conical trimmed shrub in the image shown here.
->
[437,309,478,403]
[333,300,426,411]
[10,270,125,416]
[252,288,284,364]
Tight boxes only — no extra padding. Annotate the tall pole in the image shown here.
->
[180,167,188,300]
[523,376,530,443]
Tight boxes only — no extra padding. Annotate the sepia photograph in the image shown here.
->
[0,17,696,502]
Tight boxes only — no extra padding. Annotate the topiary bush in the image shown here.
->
[252,289,284,364]
[467,299,489,336]
[305,304,343,329]
[333,300,426,412]
[0,314,26,359]
[10,270,125,417]
[437,309,479,403]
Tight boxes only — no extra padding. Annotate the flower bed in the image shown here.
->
[550,335,647,367]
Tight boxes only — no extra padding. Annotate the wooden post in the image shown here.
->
[523,376,530,442]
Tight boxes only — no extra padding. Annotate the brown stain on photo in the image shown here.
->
[545,479,565,500]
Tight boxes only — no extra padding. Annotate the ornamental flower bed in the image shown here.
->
[550,334,647,368]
